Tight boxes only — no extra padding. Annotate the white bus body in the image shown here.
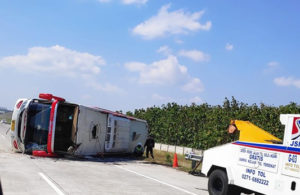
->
[10,94,148,157]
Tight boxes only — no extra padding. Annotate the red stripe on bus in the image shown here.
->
[47,100,58,154]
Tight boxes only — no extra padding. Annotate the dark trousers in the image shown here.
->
[146,147,154,158]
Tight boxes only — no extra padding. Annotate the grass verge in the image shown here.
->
[143,149,202,173]
[0,112,12,123]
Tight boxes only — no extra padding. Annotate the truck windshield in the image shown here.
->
[25,102,51,152]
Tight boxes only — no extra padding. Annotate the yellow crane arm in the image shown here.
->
[228,120,282,144]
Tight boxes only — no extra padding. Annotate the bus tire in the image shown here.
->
[208,169,228,195]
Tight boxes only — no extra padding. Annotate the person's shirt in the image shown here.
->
[145,138,155,148]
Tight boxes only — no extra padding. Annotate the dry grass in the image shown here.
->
[143,149,202,173]
[0,112,12,123]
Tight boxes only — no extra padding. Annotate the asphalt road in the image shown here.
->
[0,124,209,195]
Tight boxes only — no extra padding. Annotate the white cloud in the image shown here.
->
[274,77,300,88]
[182,78,204,93]
[178,49,210,62]
[121,0,147,5]
[264,61,280,74]
[125,55,205,93]
[124,61,146,72]
[225,43,233,51]
[175,39,184,44]
[0,45,104,77]
[0,45,122,93]
[190,96,203,104]
[125,55,187,85]
[267,61,279,68]
[132,4,211,39]
[157,45,172,56]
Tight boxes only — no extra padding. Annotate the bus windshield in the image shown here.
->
[25,101,51,152]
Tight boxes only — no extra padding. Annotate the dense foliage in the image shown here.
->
[126,97,300,150]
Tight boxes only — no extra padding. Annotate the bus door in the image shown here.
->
[105,114,114,152]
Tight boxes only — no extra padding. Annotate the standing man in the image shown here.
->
[144,135,155,159]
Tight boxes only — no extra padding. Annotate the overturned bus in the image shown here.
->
[10,93,148,157]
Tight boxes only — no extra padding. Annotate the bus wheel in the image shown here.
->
[208,169,228,195]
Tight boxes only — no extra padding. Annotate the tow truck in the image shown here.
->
[200,114,300,195]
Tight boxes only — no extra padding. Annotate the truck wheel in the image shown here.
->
[208,169,228,195]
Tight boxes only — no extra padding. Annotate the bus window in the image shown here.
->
[24,102,51,153]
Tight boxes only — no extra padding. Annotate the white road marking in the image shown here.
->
[115,165,198,195]
[0,134,5,139]
[38,172,65,195]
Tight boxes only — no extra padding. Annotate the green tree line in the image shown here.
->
[126,97,300,150]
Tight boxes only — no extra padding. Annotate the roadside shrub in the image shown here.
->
[165,154,172,165]
[127,97,300,150]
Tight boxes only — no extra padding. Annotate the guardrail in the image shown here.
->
[154,143,203,155]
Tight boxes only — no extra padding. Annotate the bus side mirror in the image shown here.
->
[39,93,53,100]
[39,93,65,102]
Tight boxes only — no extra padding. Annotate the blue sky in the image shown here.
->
[0,0,300,111]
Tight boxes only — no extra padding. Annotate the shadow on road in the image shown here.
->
[28,153,146,164]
